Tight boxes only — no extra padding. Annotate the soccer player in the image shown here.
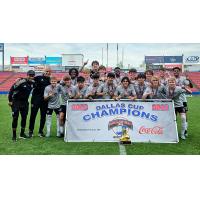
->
[114,77,137,100]
[29,68,51,138]
[173,67,191,136]
[44,76,61,138]
[8,70,35,141]
[59,75,76,137]
[164,77,192,139]
[134,73,147,99]
[68,68,79,85]
[85,73,101,100]
[114,67,122,85]
[159,68,168,86]
[142,76,166,99]
[97,72,117,99]
[145,69,154,86]
[74,76,88,99]
[128,68,138,85]
[98,65,107,82]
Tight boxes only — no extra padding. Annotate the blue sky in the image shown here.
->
[1,43,200,68]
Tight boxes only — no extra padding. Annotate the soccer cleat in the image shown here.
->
[19,134,29,139]
[38,132,45,138]
[181,135,186,140]
[12,137,17,142]
[29,131,34,138]
[60,133,64,138]
[184,130,188,137]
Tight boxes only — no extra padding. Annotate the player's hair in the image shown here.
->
[150,76,160,85]
[77,76,85,83]
[91,60,99,66]
[168,77,176,82]
[159,68,165,72]
[92,73,100,79]
[69,68,79,76]
[107,72,115,78]
[137,73,146,79]
[98,65,106,72]
[114,67,121,71]
[145,69,154,76]
[173,67,181,71]
[50,76,57,81]
[121,76,130,84]
[63,75,71,81]
[129,68,137,73]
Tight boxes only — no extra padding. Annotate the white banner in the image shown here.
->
[65,100,179,143]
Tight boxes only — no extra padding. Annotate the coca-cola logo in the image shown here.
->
[139,126,163,135]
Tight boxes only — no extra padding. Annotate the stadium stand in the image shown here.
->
[187,72,200,89]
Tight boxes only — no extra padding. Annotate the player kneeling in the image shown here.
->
[44,76,61,138]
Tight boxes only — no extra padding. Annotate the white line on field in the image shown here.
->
[118,143,127,155]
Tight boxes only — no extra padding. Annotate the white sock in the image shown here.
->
[60,126,64,134]
[185,122,188,131]
[46,115,52,137]
[56,115,60,137]
[180,114,186,136]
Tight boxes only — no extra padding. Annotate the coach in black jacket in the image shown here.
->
[29,69,51,138]
[8,70,35,141]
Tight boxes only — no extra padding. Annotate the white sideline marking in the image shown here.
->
[119,143,127,155]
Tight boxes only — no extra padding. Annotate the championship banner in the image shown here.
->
[10,56,28,65]
[65,100,179,143]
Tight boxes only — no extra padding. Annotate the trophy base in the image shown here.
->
[120,140,132,145]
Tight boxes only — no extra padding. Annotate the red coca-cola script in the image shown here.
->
[139,126,163,134]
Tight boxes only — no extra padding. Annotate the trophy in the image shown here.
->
[120,125,132,144]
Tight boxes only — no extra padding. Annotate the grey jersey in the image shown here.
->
[74,85,88,99]
[60,85,76,105]
[71,78,77,86]
[143,85,166,99]
[113,77,122,86]
[165,86,187,107]
[114,85,136,99]
[85,83,101,99]
[97,82,117,99]
[44,84,61,109]
[160,77,168,86]
[134,83,147,99]
[175,76,190,102]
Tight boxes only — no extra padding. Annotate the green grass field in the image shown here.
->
[0,95,200,155]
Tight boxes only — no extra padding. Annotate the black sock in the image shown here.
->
[21,128,25,135]
[13,129,16,138]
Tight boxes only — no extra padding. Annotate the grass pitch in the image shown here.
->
[0,95,200,155]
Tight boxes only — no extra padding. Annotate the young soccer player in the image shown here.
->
[85,73,101,100]
[114,77,137,100]
[145,69,154,86]
[142,76,166,99]
[59,75,76,137]
[44,76,61,137]
[134,73,147,99]
[74,76,88,99]
[164,77,192,140]
[97,72,117,99]
[128,68,138,85]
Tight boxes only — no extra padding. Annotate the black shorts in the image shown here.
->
[175,107,186,114]
[183,102,188,112]
[59,105,66,114]
[12,101,29,118]
[46,108,60,115]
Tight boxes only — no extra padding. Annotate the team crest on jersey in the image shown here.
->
[108,117,133,138]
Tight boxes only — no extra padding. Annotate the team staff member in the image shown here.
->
[8,70,35,141]
[29,68,51,138]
